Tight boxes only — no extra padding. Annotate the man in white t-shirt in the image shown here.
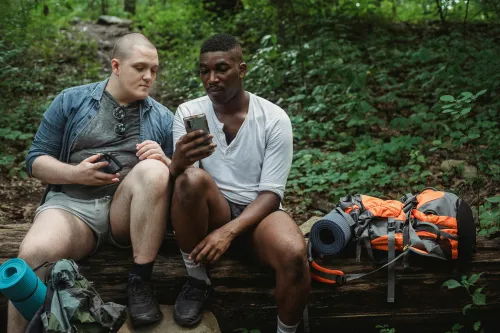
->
[168,34,310,333]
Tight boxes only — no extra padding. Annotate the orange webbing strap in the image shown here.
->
[310,261,346,284]
[309,250,409,285]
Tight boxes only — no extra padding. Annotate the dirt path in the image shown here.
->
[73,17,132,74]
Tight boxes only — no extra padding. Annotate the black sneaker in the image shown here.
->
[126,275,163,327]
[173,277,211,327]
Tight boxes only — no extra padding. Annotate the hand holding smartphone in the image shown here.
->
[96,153,123,174]
[183,114,212,146]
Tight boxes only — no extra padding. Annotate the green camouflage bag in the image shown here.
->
[26,259,127,333]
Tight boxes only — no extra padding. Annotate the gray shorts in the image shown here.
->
[35,191,128,255]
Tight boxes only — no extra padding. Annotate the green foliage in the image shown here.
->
[477,196,500,237]
[442,273,486,314]
[376,324,396,333]
[446,323,464,333]
[0,0,102,177]
[442,273,487,332]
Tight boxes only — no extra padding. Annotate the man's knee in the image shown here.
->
[129,159,170,193]
[173,168,210,203]
[275,237,309,284]
[18,239,62,270]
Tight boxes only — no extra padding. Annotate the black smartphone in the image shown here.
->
[183,114,211,146]
[96,153,123,174]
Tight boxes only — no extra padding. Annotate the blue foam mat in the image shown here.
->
[310,210,353,255]
[0,258,47,320]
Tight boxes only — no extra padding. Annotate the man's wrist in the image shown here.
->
[224,221,240,240]
[65,164,79,184]
[168,162,182,178]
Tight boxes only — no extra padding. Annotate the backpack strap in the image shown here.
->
[387,217,396,303]
[309,251,409,286]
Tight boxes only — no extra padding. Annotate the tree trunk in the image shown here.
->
[124,0,136,15]
[270,0,287,46]
[101,0,107,15]
[436,0,446,24]
[464,0,471,29]
[1,224,500,333]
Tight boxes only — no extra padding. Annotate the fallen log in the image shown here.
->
[1,223,499,333]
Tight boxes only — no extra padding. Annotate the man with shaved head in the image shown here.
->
[8,33,173,331]
[169,33,310,333]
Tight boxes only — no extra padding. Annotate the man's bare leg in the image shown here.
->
[171,167,230,252]
[7,209,96,333]
[110,159,171,262]
[249,211,311,329]
[109,159,171,326]
[170,167,230,327]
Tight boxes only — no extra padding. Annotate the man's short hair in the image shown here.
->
[200,34,240,54]
[112,33,156,60]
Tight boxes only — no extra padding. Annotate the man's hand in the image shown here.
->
[190,224,235,265]
[73,154,120,185]
[170,130,216,176]
[136,140,171,166]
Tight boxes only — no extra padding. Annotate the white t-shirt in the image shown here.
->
[173,92,293,205]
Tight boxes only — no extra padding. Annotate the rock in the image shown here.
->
[69,16,82,25]
[311,196,334,213]
[117,305,220,333]
[441,159,466,171]
[299,216,321,235]
[97,15,133,28]
[440,159,478,179]
[463,165,479,179]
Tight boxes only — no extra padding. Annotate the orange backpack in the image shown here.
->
[307,188,476,302]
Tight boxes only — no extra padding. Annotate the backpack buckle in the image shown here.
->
[336,275,347,285]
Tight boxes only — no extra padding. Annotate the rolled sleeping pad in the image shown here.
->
[310,208,354,256]
[0,258,47,320]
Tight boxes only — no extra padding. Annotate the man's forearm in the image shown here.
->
[226,191,281,238]
[31,155,77,184]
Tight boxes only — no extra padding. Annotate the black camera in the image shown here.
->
[96,153,123,174]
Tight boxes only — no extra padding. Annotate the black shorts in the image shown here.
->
[227,199,248,220]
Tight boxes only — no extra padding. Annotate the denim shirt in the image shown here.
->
[26,79,174,178]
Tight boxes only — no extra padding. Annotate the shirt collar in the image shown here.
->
[90,78,153,110]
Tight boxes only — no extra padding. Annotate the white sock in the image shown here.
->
[277,316,299,333]
[181,250,211,285]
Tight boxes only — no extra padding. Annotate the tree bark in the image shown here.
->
[124,0,136,15]
[464,0,471,29]
[101,0,107,15]
[436,0,446,24]
[2,223,500,332]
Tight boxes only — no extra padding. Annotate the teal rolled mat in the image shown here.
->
[0,258,47,320]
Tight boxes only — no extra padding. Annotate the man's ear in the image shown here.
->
[239,62,247,79]
[111,58,120,75]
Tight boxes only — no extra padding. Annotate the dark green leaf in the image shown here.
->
[486,196,500,203]
[442,279,462,289]
[460,107,472,115]
[462,303,472,315]
[473,321,481,331]
[440,95,455,102]
[472,289,486,305]
[468,273,482,285]
[475,89,487,97]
